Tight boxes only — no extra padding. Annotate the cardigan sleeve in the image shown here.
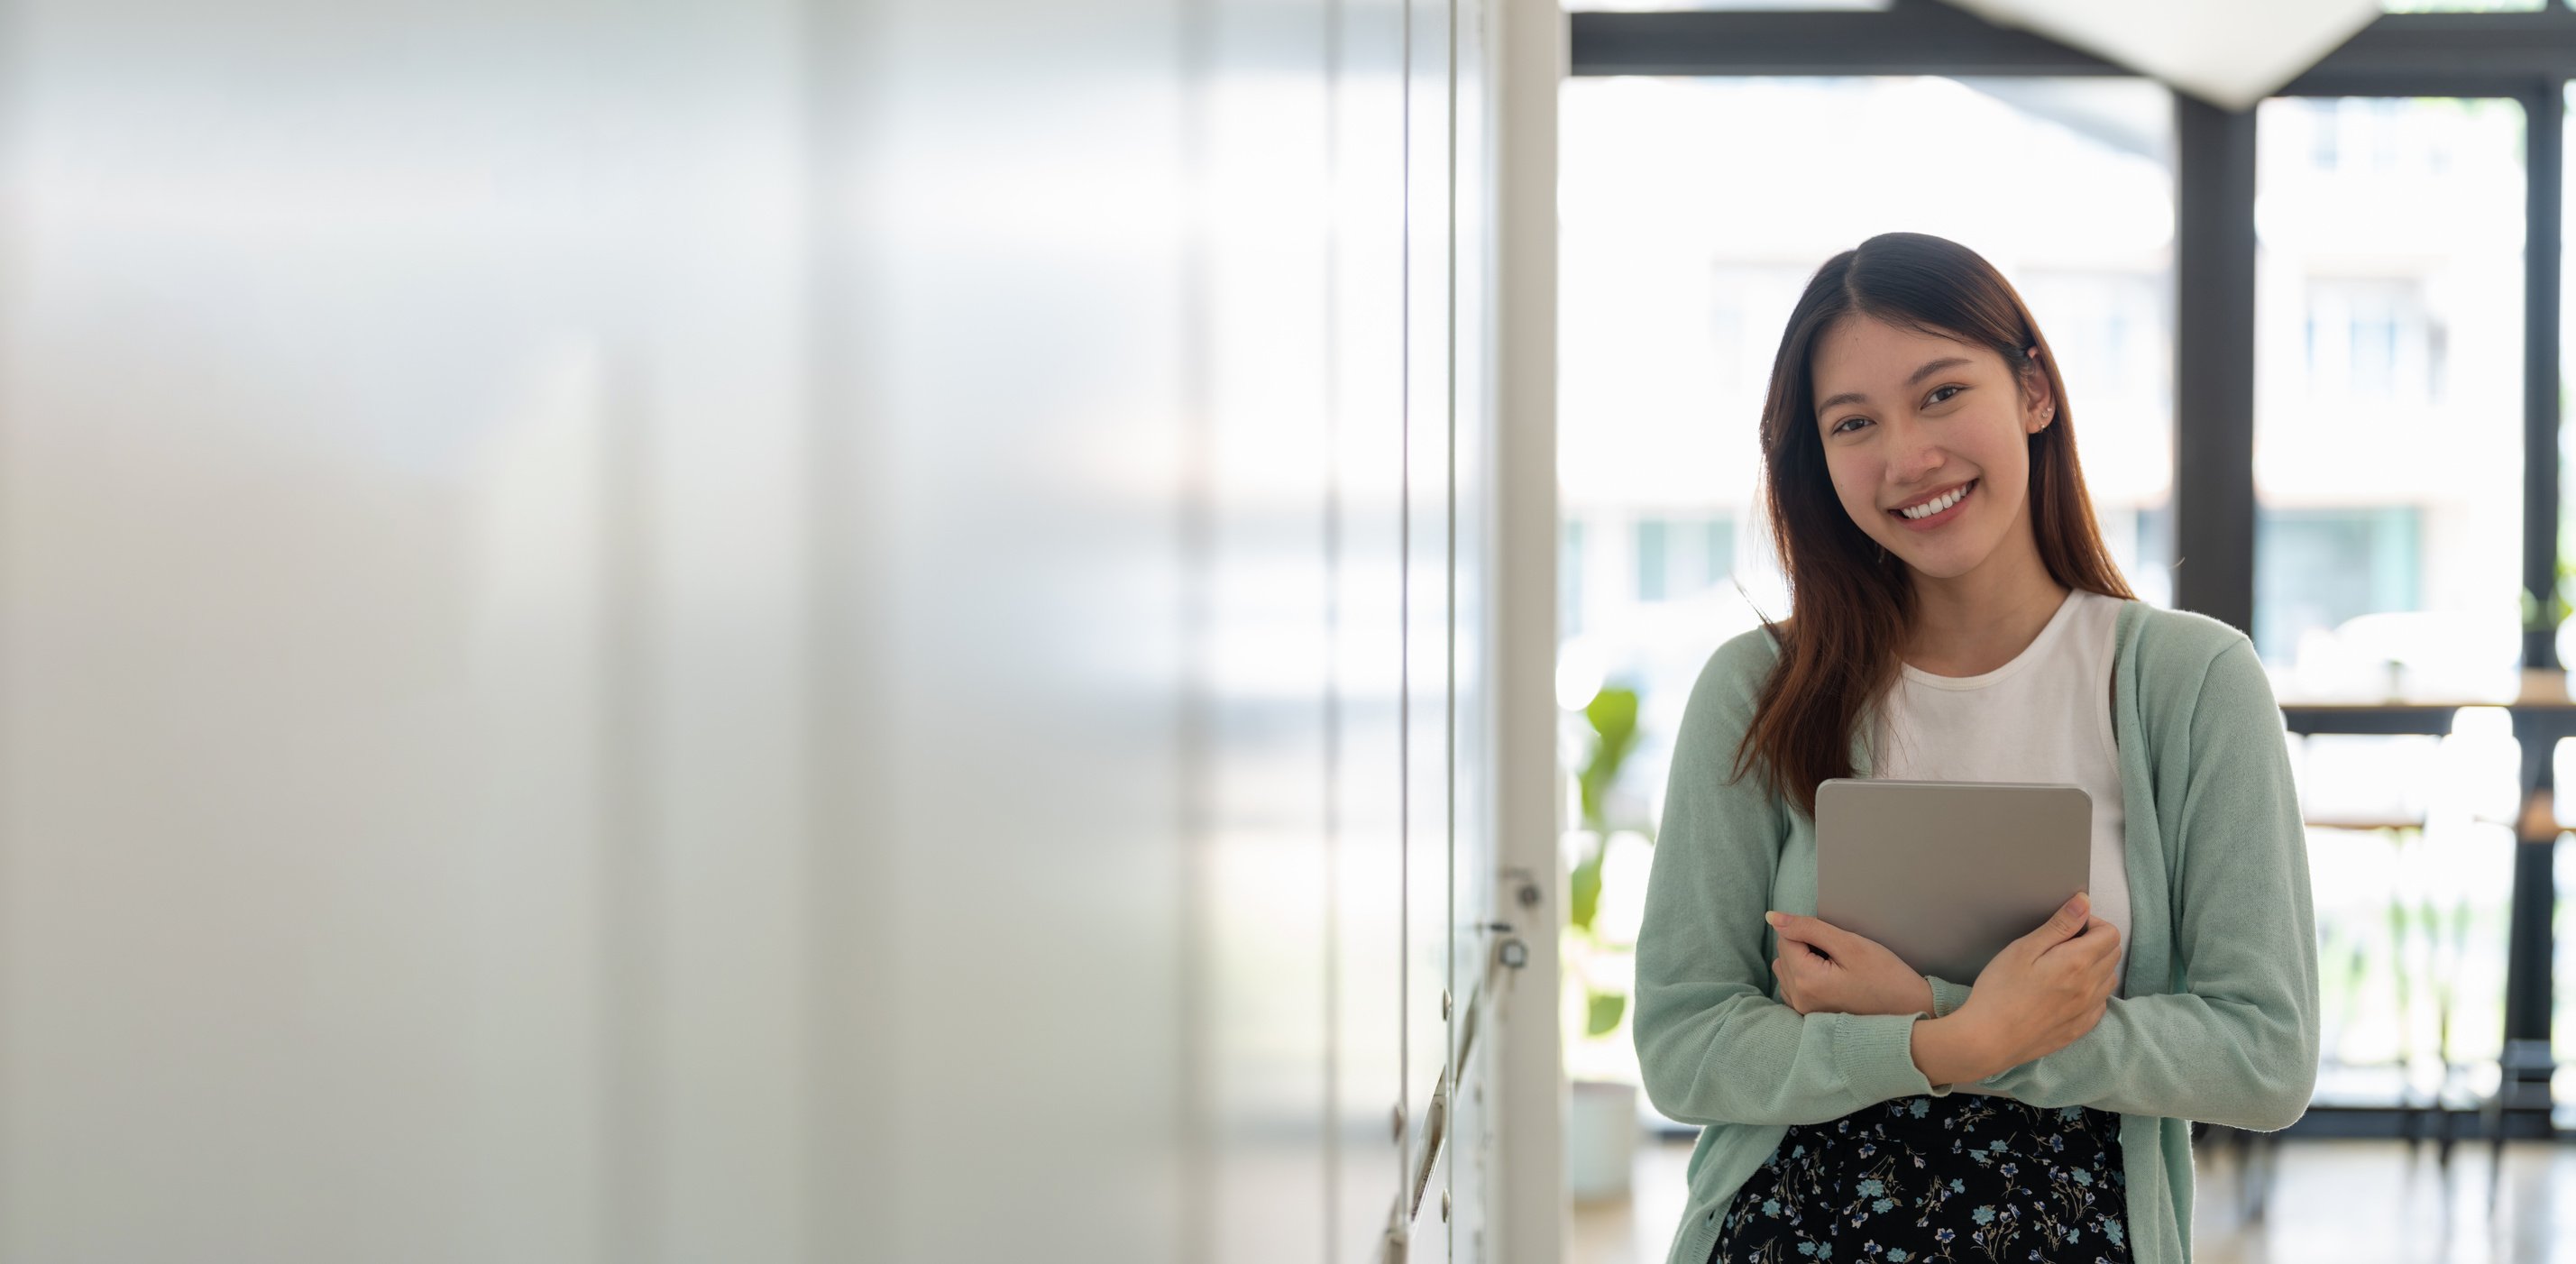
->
[1975,638,2322,1131]
[1632,637,1948,1128]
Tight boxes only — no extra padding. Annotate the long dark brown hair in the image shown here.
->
[1735,232,2135,819]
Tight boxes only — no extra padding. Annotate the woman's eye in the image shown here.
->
[1927,384,1964,406]
[1831,416,1868,435]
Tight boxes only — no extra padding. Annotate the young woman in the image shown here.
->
[1633,232,2320,1264]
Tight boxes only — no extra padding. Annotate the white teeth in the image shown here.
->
[1901,481,1970,520]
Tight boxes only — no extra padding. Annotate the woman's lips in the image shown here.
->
[1889,478,1976,531]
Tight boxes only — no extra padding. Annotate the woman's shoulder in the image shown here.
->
[1678,624,1784,726]
[2114,598,2257,679]
[1699,622,1784,686]
[2111,598,2284,734]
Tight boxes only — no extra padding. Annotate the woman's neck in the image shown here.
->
[1902,531,2071,678]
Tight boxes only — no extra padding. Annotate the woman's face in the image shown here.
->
[1808,314,2052,582]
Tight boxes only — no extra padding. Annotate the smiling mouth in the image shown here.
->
[1890,478,1977,527]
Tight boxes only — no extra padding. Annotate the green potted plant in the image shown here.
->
[1565,683,1651,1202]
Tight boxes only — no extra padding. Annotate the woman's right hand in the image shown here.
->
[1953,892,2121,1076]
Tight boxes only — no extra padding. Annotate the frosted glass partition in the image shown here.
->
[0,1,1525,1261]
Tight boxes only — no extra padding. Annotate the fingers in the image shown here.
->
[2057,915,2118,954]
[1769,956,1811,1014]
[2017,892,2090,948]
[2040,917,2122,976]
[2049,892,2090,937]
[1765,911,1852,953]
[1772,949,1824,981]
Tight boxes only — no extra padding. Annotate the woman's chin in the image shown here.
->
[1890,542,1988,582]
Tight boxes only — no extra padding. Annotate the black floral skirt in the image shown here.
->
[1709,1094,2132,1264]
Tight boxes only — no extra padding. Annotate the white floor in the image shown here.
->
[1577,1133,2576,1264]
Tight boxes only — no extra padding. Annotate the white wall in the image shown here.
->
[0,0,1546,1261]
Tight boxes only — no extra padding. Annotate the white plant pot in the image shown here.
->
[1567,1077,1639,1204]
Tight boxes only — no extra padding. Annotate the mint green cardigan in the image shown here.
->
[1634,600,2320,1264]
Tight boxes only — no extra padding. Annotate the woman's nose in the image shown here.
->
[1884,425,1947,481]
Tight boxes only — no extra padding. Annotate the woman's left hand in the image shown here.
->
[1766,911,1937,1018]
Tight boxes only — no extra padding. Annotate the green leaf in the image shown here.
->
[1584,686,1638,746]
[1569,847,1603,933]
[2521,586,2568,633]
[1586,988,1627,1037]
[1576,686,1640,834]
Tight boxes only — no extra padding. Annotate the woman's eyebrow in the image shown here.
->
[1904,355,1973,385]
[1816,355,1975,415]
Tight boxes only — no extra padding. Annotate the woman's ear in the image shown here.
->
[2020,345,2056,434]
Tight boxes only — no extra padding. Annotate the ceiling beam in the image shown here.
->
[1571,0,2121,78]
[1574,0,2576,91]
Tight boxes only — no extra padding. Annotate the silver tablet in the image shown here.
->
[1812,778,2091,985]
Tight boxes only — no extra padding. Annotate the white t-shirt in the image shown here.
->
[1871,588,2131,992]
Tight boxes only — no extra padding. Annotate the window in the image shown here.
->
[1635,519,1667,602]
[1563,0,2576,1142]
[2256,508,2425,666]
[2255,96,2525,697]
[1632,515,1733,603]
[2304,279,2437,402]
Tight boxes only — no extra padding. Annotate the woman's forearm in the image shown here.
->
[1909,1013,2003,1088]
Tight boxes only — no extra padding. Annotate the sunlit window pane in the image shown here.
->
[2255,96,2526,700]
[2300,722,2519,1108]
